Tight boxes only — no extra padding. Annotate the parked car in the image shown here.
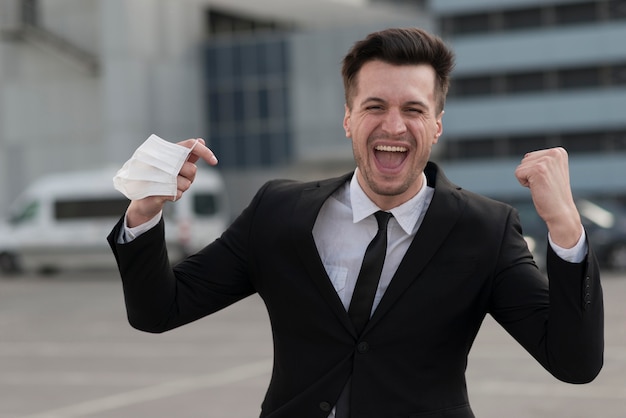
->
[501,196,626,271]
[576,198,626,270]
[0,167,229,275]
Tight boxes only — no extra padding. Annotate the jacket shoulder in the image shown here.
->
[259,173,353,198]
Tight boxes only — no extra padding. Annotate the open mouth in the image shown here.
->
[374,145,408,170]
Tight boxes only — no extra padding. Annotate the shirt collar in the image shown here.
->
[349,168,430,235]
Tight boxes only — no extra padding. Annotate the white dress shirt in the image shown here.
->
[312,171,434,314]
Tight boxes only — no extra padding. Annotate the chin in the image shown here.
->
[371,182,410,198]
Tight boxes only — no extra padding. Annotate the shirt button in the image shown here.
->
[319,401,332,412]
[357,341,370,353]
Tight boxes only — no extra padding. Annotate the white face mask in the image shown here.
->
[113,134,197,201]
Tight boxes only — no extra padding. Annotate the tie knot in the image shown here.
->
[374,211,392,231]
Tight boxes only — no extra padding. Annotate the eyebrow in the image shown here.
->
[362,97,429,108]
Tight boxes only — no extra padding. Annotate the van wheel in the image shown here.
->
[0,252,20,274]
[37,265,60,276]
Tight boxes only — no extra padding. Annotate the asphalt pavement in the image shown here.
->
[1,269,624,417]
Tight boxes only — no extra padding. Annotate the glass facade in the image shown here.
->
[201,8,294,169]
[438,0,626,163]
[449,61,626,98]
[441,0,626,36]
[203,34,292,169]
[442,129,626,161]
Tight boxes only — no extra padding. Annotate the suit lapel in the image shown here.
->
[366,163,467,332]
[291,173,357,335]
[288,165,467,337]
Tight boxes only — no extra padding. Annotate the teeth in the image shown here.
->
[375,145,407,152]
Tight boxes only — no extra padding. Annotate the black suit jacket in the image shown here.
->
[108,162,603,418]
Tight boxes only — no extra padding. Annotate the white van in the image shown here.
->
[0,167,229,275]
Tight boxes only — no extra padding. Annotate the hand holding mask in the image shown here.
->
[113,134,198,201]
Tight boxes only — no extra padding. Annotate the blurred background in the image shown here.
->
[1,0,626,274]
[0,0,625,416]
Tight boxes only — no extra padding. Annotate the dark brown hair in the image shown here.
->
[341,27,455,113]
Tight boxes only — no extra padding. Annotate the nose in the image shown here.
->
[381,108,407,136]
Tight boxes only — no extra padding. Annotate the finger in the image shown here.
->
[177,175,192,193]
[177,138,201,165]
[189,139,218,166]
[514,164,530,188]
[515,147,555,187]
[172,173,193,202]
[515,154,535,188]
[522,147,567,165]
[175,138,218,166]
[178,160,198,183]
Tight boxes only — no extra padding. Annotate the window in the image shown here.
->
[21,0,38,26]
[607,130,626,150]
[509,135,550,156]
[555,2,599,25]
[54,198,130,220]
[558,67,601,89]
[610,64,626,85]
[506,72,545,93]
[9,200,38,225]
[446,13,492,35]
[206,9,287,36]
[371,0,427,9]
[446,138,497,160]
[440,1,626,37]
[442,129,626,161]
[449,62,626,98]
[451,76,493,97]
[609,0,626,19]
[561,132,603,153]
[503,8,544,30]
[193,193,218,216]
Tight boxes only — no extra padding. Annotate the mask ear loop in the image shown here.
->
[189,138,199,152]
[172,138,200,202]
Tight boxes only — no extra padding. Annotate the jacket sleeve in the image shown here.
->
[106,183,272,333]
[489,211,604,384]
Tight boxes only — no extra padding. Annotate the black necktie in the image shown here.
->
[348,210,392,335]
[336,211,392,418]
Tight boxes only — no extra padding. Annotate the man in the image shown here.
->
[108,28,603,418]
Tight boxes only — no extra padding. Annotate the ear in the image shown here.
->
[343,104,352,138]
[433,110,444,144]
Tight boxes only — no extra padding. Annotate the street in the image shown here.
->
[0,269,624,417]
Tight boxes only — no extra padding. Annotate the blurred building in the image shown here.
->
[0,0,624,218]
[0,0,426,215]
[434,0,626,201]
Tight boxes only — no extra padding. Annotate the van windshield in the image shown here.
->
[55,198,130,220]
[9,201,39,225]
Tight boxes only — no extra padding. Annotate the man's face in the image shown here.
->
[343,60,443,210]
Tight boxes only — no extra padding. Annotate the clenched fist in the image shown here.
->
[515,147,583,249]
